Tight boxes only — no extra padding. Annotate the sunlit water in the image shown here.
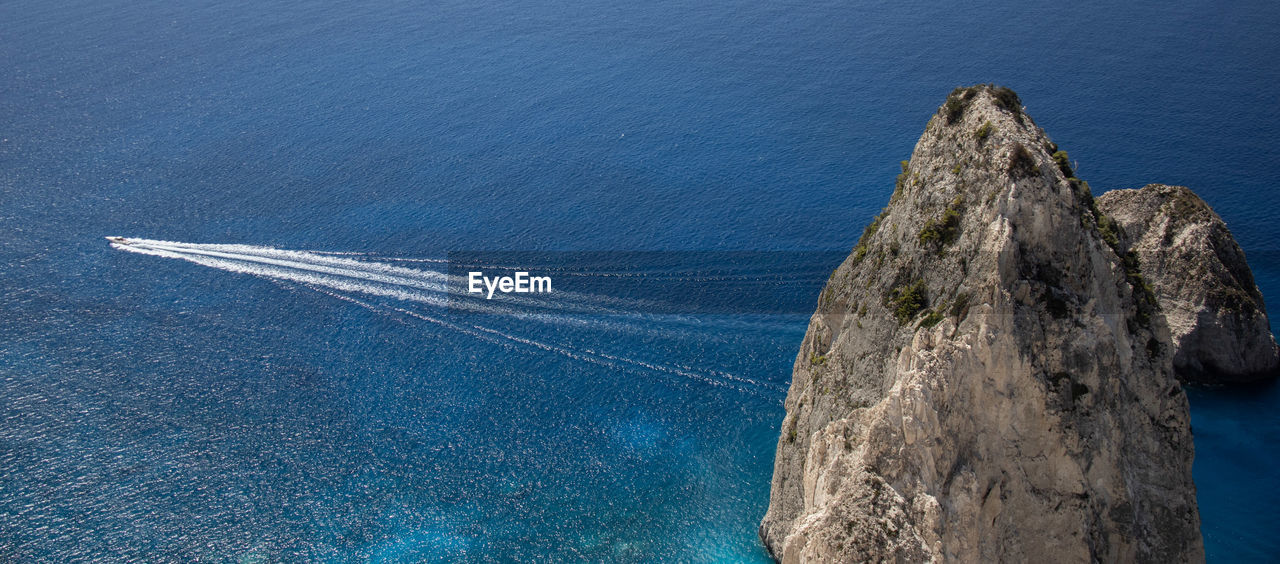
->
[3,0,1279,560]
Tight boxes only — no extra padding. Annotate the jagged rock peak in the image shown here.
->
[760,86,1203,563]
[1098,184,1279,382]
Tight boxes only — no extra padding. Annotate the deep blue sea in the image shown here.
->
[3,0,1279,561]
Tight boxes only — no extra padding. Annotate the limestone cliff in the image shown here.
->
[760,85,1203,562]
[1097,184,1279,383]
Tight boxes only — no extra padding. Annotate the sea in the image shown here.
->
[2,0,1278,561]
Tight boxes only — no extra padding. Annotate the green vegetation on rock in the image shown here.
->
[851,210,886,266]
[1052,150,1073,177]
[886,279,928,324]
[974,121,993,143]
[942,86,979,124]
[989,86,1023,123]
[917,309,944,329]
[918,196,965,251]
[1008,142,1038,179]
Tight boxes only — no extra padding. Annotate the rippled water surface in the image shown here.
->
[2,0,1279,560]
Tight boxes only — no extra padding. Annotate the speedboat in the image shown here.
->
[105,236,130,245]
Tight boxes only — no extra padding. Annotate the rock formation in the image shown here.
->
[1097,184,1279,383]
[760,85,1204,562]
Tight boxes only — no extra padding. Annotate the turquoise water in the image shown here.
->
[2,0,1278,560]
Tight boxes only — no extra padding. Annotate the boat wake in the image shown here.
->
[106,237,786,398]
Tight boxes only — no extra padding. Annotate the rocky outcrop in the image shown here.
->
[760,85,1203,562]
[1097,184,1279,383]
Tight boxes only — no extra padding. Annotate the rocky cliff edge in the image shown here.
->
[760,85,1205,563]
[1097,184,1279,383]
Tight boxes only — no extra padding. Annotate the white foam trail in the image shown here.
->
[109,238,811,339]
[119,239,447,289]
[115,242,452,305]
[366,257,451,264]
[391,305,770,397]
[303,250,389,257]
[188,240,707,315]
[110,238,631,315]
[295,283,771,397]
[299,284,641,376]
[111,241,689,332]
[107,237,788,396]
[310,250,814,306]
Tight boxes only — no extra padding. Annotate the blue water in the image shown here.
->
[3,0,1279,561]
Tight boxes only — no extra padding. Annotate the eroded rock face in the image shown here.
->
[1097,184,1279,383]
[760,86,1203,563]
